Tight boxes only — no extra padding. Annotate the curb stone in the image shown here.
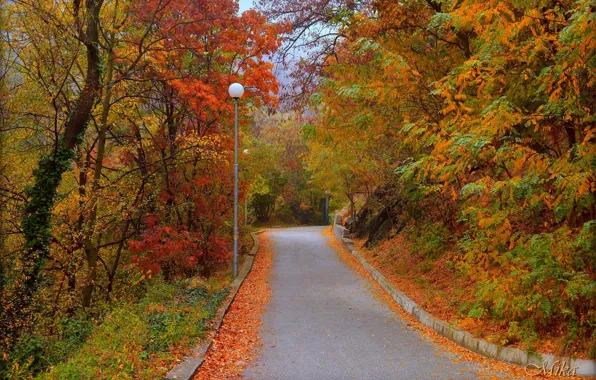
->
[332,220,596,377]
[165,230,264,380]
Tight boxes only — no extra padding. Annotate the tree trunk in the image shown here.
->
[81,244,98,308]
[81,36,114,308]
[0,6,7,339]
[18,0,104,328]
[565,124,577,149]
[105,220,130,302]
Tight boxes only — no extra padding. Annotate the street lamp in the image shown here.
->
[242,149,249,228]
[324,190,331,225]
[228,83,244,277]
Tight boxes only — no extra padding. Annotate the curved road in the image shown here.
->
[244,226,502,380]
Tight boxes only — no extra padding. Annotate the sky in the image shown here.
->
[236,0,293,89]
[238,0,254,14]
[236,0,296,93]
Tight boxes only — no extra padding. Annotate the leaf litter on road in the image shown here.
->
[193,232,274,380]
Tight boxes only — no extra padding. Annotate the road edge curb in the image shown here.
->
[165,230,265,379]
[331,221,595,377]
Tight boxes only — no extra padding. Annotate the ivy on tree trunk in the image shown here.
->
[15,0,104,340]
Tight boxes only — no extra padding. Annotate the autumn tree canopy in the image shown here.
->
[299,0,595,356]
[0,0,285,375]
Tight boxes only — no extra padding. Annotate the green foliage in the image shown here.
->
[0,278,229,379]
[0,315,93,379]
[49,316,95,363]
[468,225,596,348]
[250,171,287,223]
[40,309,148,379]
[142,284,228,355]
[6,335,47,377]
[144,311,185,353]
[20,141,76,279]
[245,111,325,225]
[506,321,539,347]
[467,306,486,319]
[40,279,228,379]
[408,223,450,259]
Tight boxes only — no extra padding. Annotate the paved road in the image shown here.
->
[244,226,501,380]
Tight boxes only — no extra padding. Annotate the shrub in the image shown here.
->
[35,278,229,379]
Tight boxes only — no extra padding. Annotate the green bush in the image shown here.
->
[2,278,233,379]
[0,314,94,379]
[408,222,450,259]
[40,309,148,379]
[468,223,596,350]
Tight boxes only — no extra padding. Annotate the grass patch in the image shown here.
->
[33,278,229,379]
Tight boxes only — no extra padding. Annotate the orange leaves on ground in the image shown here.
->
[193,232,274,380]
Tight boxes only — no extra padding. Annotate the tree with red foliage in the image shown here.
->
[126,0,287,278]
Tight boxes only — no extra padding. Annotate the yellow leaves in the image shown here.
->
[477,251,490,270]
[439,88,453,100]
[512,156,527,175]
[495,2,516,23]
[561,61,569,70]
[451,186,458,201]
[579,33,596,57]
[496,219,512,242]
[410,69,422,78]
[576,176,595,199]
[132,273,147,287]
[461,105,474,113]
[478,217,493,228]
[182,133,228,163]
[582,127,595,144]
[442,102,457,115]
[540,193,553,209]
[438,170,453,182]
[508,236,517,251]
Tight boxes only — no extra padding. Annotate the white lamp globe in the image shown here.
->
[228,83,244,99]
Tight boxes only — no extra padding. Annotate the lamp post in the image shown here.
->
[243,149,249,228]
[325,190,330,225]
[228,83,244,277]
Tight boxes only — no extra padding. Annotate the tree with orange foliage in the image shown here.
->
[306,0,595,356]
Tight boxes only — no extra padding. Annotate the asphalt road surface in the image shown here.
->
[244,226,503,380]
